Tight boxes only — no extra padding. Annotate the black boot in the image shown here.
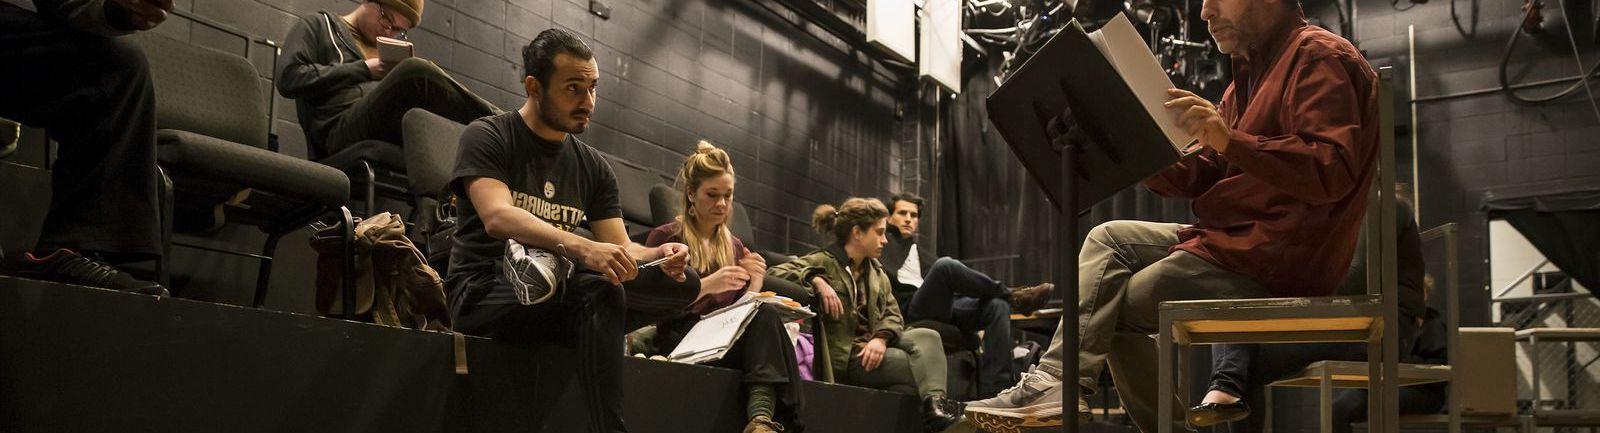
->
[922,394,964,432]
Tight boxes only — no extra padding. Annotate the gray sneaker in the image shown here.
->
[967,367,1063,410]
[965,367,1087,433]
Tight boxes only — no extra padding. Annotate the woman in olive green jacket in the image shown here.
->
[768,197,963,432]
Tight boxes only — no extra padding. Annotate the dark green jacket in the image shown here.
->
[768,245,905,382]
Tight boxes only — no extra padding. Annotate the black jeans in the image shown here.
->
[905,257,1016,396]
[322,58,500,156]
[655,304,806,430]
[1208,317,1421,433]
[621,266,701,332]
[0,3,161,260]
[453,271,629,433]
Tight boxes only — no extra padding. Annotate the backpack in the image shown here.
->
[312,212,450,331]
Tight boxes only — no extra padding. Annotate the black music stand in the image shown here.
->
[985,18,1193,433]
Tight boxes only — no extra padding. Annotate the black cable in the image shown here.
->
[1499,0,1600,107]
[1451,0,1479,37]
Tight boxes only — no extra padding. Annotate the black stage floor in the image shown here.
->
[0,276,932,433]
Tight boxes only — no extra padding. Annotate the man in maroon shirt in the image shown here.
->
[964,0,1379,430]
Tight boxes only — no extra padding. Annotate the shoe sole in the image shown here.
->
[965,406,1084,433]
[1186,408,1249,427]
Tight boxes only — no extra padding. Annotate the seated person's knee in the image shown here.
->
[901,327,943,349]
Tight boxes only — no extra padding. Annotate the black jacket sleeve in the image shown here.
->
[275,15,370,99]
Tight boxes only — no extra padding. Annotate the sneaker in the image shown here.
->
[743,415,784,433]
[964,398,1086,433]
[17,249,168,296]
[1008,283,1054,316]
[967,366,1062,410]
[500,239,570,305]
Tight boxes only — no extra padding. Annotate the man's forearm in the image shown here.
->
[483,206,589,255]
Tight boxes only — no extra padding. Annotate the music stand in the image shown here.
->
[985,18,1193,433]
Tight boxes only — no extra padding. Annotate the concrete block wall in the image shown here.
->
[148,0,906,258]
[1312,0,1600,325]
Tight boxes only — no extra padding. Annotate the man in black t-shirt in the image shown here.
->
[446,29,688,433]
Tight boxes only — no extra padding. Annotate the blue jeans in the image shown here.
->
[905,257,1017,396]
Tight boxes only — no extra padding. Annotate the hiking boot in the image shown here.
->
[1008,283,1054,316]
[743,415,784,433]
[922,394,964,432]
[16,249,168,296]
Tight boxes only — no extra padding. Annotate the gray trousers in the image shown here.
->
[844,327,949,398]
[1035,220,1269,432]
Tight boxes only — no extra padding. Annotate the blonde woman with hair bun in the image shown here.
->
[642,140,807,433]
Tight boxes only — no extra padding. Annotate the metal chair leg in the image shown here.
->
[251,231,283,308]
[156,166,174,289]
[1320,368,1334,433]
[338,206,355,319]
[360,160,376,216]
[1159,313,1175,433]
[1265,385,1275,433]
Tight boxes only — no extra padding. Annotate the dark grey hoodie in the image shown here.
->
[275,10,377,157]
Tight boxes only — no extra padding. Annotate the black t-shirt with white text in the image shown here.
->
[446,111,621,306]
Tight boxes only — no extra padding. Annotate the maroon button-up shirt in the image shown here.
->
[1143,21,1380,297]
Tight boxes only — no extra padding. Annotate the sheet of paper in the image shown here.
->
[669,302,761,363]
[1090,13,1195,152]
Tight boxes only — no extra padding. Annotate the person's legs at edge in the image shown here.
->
[844,327,959,431]
[1101,251,1270,432]
[1326,386,1447,433]
[454,272,629,433]
[322,57,502,154]
[968,220,1187,411]
[1208,317,1421,432]
[709,305,805,431]
[948,296,1017,397]
[621,266,700,332]
[0,5,165,294]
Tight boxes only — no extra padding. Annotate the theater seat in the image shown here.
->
[400,108,469,276]
[132,33,353,310]
[317,139,408,216]
[647,183,793,265]
[597,152,670,243]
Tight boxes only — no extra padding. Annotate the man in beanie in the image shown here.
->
[277,0,501,159]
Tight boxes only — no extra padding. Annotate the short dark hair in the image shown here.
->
[890,192,924,212]
[522,28,594,88]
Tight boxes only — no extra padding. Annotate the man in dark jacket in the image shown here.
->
[275,0,500,158]
[1,0,172,296]
[883,193,1054,397]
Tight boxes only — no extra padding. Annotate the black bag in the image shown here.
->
[420,195,458,279]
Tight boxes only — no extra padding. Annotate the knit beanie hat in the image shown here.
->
[374,0,424,27]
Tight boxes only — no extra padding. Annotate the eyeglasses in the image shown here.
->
[377,6,408,40]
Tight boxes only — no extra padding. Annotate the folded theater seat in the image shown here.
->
[601,152,672,244]
[132,33,354,309]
